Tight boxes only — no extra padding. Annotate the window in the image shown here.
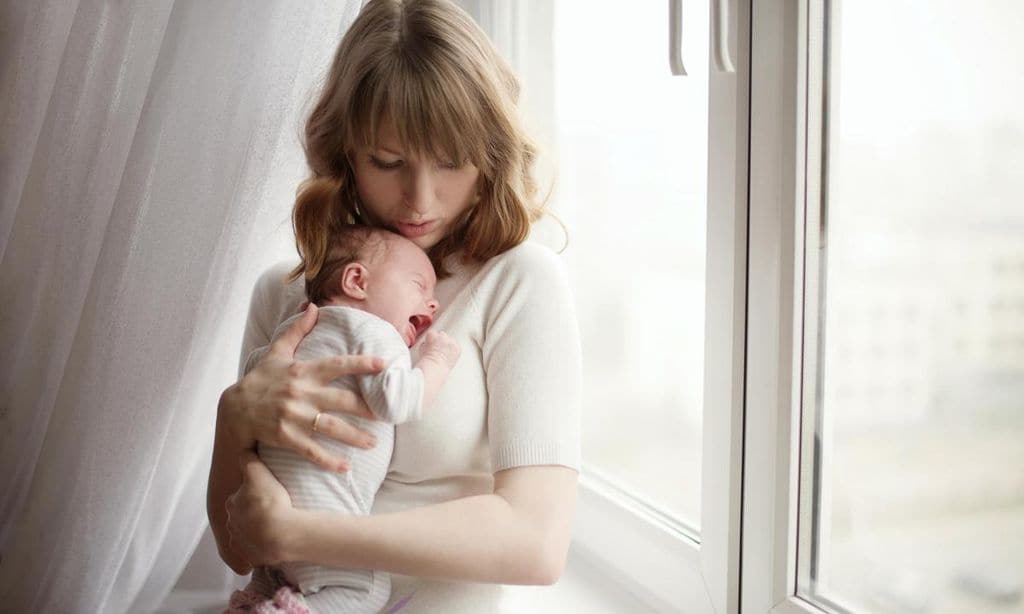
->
[801,1,1024,611]
[462,1,747,610]
[464,1,1023,611]
[550,0,709,530]
[743,2,1024,612]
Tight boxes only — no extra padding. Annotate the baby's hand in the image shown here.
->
[420,330,461,368]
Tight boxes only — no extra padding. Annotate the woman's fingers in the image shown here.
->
[279,423,354,472]
[267,304,319,357]
[308,354,384,383]
[311,387,376,421]
[307,408,378,451]
[300,436,351,472]
[238,448,272,479]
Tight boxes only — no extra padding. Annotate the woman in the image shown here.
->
[206,0,581,611]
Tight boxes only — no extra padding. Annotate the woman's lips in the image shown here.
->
[395,220,438,239]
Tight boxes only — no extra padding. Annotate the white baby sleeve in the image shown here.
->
[351,319,425,425]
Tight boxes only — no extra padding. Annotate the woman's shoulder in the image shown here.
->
[247,260,305,330]
[239,260,304,376]
[481,241,567,281]
[467,241,573,311]
[253,260,302,294]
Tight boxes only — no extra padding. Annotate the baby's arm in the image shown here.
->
[413,330,461,410]
[356,325,459,423]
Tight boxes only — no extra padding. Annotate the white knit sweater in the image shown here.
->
[240,241,583,612]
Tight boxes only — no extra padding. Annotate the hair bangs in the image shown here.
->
[345,52,491,173]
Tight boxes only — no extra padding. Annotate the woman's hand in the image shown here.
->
[220,303,385,472]
[226,450,302,567]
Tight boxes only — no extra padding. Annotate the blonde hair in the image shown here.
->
[290,0,541,283]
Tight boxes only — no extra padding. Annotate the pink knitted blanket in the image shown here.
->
[223,585,312,614]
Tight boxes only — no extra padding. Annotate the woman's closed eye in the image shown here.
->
[369,155,402,170]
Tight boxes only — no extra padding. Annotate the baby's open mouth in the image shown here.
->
[409,314,433,340]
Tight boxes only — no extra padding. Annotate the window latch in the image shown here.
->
[713,0,736,72]
[669,0,688,76]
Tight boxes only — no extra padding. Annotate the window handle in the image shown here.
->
[669,0,688,76]
[713,0,736,72]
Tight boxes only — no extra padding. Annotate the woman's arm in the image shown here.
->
[227,452,577,585]
[303,465,578,585]
[208,393,256,574]
[207,304,384,573]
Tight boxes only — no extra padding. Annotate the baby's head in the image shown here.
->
[306,226,439,347]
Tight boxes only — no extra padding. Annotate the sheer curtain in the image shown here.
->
[0,2,359,611]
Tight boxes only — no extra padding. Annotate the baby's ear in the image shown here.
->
[340,262,369,299]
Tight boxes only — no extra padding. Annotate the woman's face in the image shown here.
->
[351,122,481,250]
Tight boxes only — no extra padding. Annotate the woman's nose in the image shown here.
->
[403,168,433,213]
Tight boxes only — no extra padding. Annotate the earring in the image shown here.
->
[353,199,363,220]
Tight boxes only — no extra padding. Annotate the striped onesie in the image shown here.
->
[248,305,425,613]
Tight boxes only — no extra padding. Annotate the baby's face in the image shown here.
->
[362,237,439,347]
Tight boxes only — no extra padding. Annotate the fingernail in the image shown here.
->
[364,436,377,449]
[372,358,384,370]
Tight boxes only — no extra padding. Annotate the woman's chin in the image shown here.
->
[407,233,440,250]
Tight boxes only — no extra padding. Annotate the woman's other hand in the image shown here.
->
[219,303,384,472]
[226,450,300,567]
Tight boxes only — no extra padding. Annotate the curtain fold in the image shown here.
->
[0,1,360,611]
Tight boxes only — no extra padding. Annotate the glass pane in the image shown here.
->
[806,1,1024,612]
[550,0,709,527]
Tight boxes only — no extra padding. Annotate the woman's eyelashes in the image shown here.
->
[368,154,463,171]
[369,155,402,170]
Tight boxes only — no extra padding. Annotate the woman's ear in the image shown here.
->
[340,263,369,300]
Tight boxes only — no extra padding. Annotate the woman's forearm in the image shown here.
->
[290,466,577,586]
[207,388,252,574]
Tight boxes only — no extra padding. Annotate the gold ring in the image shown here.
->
[312,412,324,434]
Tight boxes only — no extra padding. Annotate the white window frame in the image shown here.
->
[741,1,840,613]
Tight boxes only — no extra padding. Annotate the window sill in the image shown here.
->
[156,548,653,613]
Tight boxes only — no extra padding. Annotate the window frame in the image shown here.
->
[739,0,840,612]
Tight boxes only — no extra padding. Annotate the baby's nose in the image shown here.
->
[427,299,439,313]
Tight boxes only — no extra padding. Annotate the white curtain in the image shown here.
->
[0,2,359,611]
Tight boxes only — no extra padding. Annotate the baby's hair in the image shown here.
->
[304,225,393,306]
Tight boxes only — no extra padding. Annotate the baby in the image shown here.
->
[242,226,460,613]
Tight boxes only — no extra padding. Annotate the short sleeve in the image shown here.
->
[480,244,582,472]
[239,260,303,379]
